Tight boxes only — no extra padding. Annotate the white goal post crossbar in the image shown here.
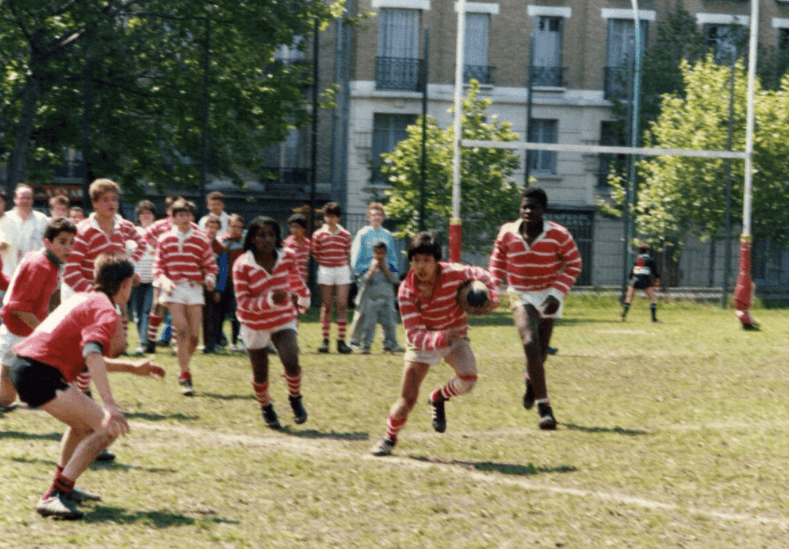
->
[459,140,750,160]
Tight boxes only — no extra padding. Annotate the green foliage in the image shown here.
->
[0,0,343,199]
[380,80,521,255]
[609,56,789,251]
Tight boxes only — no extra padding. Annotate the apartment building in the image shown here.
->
[303,0,789,287]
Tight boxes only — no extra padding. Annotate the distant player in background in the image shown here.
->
[69,206,86,225]
[489,186,582,431]
[371,232,498,456]
[311,202,353,354]
[283,213,311,284]
[621,243,661,323]
[48,194,70,219]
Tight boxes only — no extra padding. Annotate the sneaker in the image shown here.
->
[546,346,558,355]
[288,395,308,424]
[133,346,145,356]
[202,345,216,354]
[261,404,281,429]
[95,448,116,462]
[384,345,405,353]
[144,341,157,353]
[523,379,535,410]
[317,339,330,354]
[0,402,21,413]
[36,492,84,520]
[70,486,101,504]
[371,437,396,456]
[349,342,362,352]
[538,402,557,430]
[337,340,352,354]
[429,397,447,433]
[179,377,194,397]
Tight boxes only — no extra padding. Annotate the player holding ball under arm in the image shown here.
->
[9,252,165,520]
[489,186,582,431]
[371,232,498,457]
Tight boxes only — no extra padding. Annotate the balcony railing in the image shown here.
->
[376,57,424,92]
[528,66,566,88]
[604,66,631,100]
[463,65,495,85]
[259,167,309,191]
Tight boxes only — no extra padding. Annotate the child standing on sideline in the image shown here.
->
[219,214,245,351]
[201,215,226,354]
[371,233,499,456]
[153,199,217,395]
[311,202,353,354]
[489,186,582,430]
[283,213,311,284]
[356,242,400,354]
[0,217,76,412]
[233,216,311,428]
[10,251,164,520]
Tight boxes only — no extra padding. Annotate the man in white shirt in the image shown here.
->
[0,184,49,278]
[197,191,230,234]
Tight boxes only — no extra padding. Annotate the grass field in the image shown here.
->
[1,296,788,548]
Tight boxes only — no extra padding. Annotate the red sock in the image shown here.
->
[320,311,331,340]
[45,470,74,499]
[253,380,271,406]
[385,413,406,442]
[179,371,191,381]
[337,319,347,341]
[147,313,162,343]
[284,372,302,397]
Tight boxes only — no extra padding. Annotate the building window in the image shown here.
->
[527,119,557,175]
[376,9,421,91]
[273,36,305,65]
[705,24,744,63]
[598,121,626,189]
[530,16,564,87]
[779,28,789,79]
[260,129,308,189]
[605,18,648,99]
[464,13,492,84]
[372,113,418,183]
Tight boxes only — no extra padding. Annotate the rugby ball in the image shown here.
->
[457,280,490,313]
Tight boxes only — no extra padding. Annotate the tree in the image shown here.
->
[380,80,521,255]
[605,55,789,251]
[0,0,342,198]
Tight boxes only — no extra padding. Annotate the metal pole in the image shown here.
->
[82,56,92,208]
[310,18,319,219]
[450,0,466,262]
[524,34,533,188]
[721,48,736,308]
[199,8,211,219]
[419,29,429,232]
[733,0,759,327]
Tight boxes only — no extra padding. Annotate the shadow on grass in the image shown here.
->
[125,412,200,421]
[283,427,370,441]
[0,430,61,441]
[199,393,256,401]
[11,456,178,474]
[408,455,577,476]
[82,506,240,526]
[563,423,651,436]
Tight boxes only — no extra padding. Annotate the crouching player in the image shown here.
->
[371,232,499,456]
[233,217,311,429]
[9,252,165,520]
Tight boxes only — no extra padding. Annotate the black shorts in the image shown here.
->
[9,356,69,409]
[629,277,653,290]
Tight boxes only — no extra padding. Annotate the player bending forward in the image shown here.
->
[371,232,499,456]
[10,252,164,520]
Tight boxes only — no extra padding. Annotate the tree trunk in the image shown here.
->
[6,74,41,196]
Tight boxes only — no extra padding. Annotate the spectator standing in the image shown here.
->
[198,191,230,234]
[129,200,157,354]
[0,184,49,278]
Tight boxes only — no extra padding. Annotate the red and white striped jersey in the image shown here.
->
[153,227,218,287]
[311,224,351,268]
[283,234,311,282]
[398,262,499,351]
[143,218,201,248]
[233,248,311,331]
[489,219,582,295]
[63,214,147,293]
